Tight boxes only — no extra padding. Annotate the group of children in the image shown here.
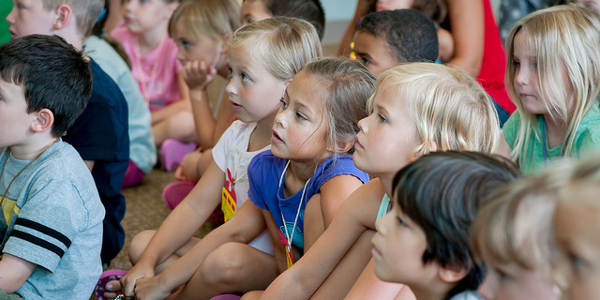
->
[0,0,600,299]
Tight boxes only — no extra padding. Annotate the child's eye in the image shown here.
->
[280,98,288,109]
[296,112,308,121]
[182,41,193,50]
[513,60,520,68]
[241,72,251,83]
[568,252,587,273]
[495,268,511,282]
[396,216,407,227]
[377,113,387,123]
[359,56,371,66]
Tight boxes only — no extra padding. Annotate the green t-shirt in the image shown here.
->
[0,2,12,45]
[503,103,600,174]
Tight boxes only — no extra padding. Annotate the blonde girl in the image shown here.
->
[136,56,373,299]
[261,62,500,299]
[499,4,600,174]
[471,162,570,300]
[101,17,322,299]
[552,154,600,300]
[162,0,241,209]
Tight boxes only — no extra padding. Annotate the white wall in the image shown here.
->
[322,0,359,21]
[321,0,359,45]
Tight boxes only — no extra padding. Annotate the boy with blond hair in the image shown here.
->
[6,0,130,265]
[0,34,104,299]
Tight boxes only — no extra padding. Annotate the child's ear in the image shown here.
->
[30,109,55,133]
[329,137,354,154]
[438,262,468,284]
[53,4,72,30]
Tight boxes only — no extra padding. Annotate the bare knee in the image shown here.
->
[241,290,263,300]
[200,242,253,287]
[128,230,156,264]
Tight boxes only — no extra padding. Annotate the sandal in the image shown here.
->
[94,269,127,300]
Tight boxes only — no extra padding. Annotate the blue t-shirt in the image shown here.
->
[249,150,369,250]
[0,141,104,299]
[63,59,129,264]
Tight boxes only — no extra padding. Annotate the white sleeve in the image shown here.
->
[211,121,244,172]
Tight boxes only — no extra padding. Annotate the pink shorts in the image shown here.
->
[122,160,146,188]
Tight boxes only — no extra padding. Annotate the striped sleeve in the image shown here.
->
[3,180,81,272]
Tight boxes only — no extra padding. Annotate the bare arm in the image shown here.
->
[337,0,370,56]
[260,180,384,300]
[304,175,364,250]
[134,200,267,298]
[446,0,484,78]
[189,88,217,148]
[0,254,36,293]
[151,74,191,125]
[121,160,224,295]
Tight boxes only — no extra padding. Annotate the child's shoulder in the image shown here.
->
[575,104,600,155]
[30,141,97,191]
[315,154,370,184]
[249,149,282,168]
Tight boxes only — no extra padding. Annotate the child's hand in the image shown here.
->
[133,275,171,300]
[182,60,217,91]
[120,263,155,298]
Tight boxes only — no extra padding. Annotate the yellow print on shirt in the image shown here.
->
[0,196,19,225]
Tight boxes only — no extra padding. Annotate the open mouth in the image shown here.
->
[231,102,242,110]
[355,136,364,150]
[272,130,284,144]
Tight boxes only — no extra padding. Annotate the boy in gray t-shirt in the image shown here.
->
[0,35,104,299]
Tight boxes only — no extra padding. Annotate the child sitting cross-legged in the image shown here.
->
[0,35,104,299]
[373,151,520,300]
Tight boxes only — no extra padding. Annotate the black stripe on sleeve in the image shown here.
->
[10,230,65,258]
[15,218,71,248]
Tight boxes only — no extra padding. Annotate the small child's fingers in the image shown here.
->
[103,291,118,299]
[105,279,122,291]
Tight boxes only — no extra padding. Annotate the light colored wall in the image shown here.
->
[322,0,359,46]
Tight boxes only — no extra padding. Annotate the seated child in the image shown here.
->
[101,17,323,299]
[240,0,325,39]
[499,4,600,174]
[85,1,156,188]
[112,0,192,147]
[373,151,520,300]
[261,63,501,299]
[0,34,104,299]
[161,0,242,207]
[471,159,571,300]
[340,0,514,119]
[128,57,373,300]
[351,9,439,76]
[7,0,130,265]
[553,154,600,300]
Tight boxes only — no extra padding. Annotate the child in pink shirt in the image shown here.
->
[112,0,196,148]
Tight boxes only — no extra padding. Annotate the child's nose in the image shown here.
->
[274,110,287,128]
[515,69,528,87]
[357,117,368,133]
[225,78,236,96]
